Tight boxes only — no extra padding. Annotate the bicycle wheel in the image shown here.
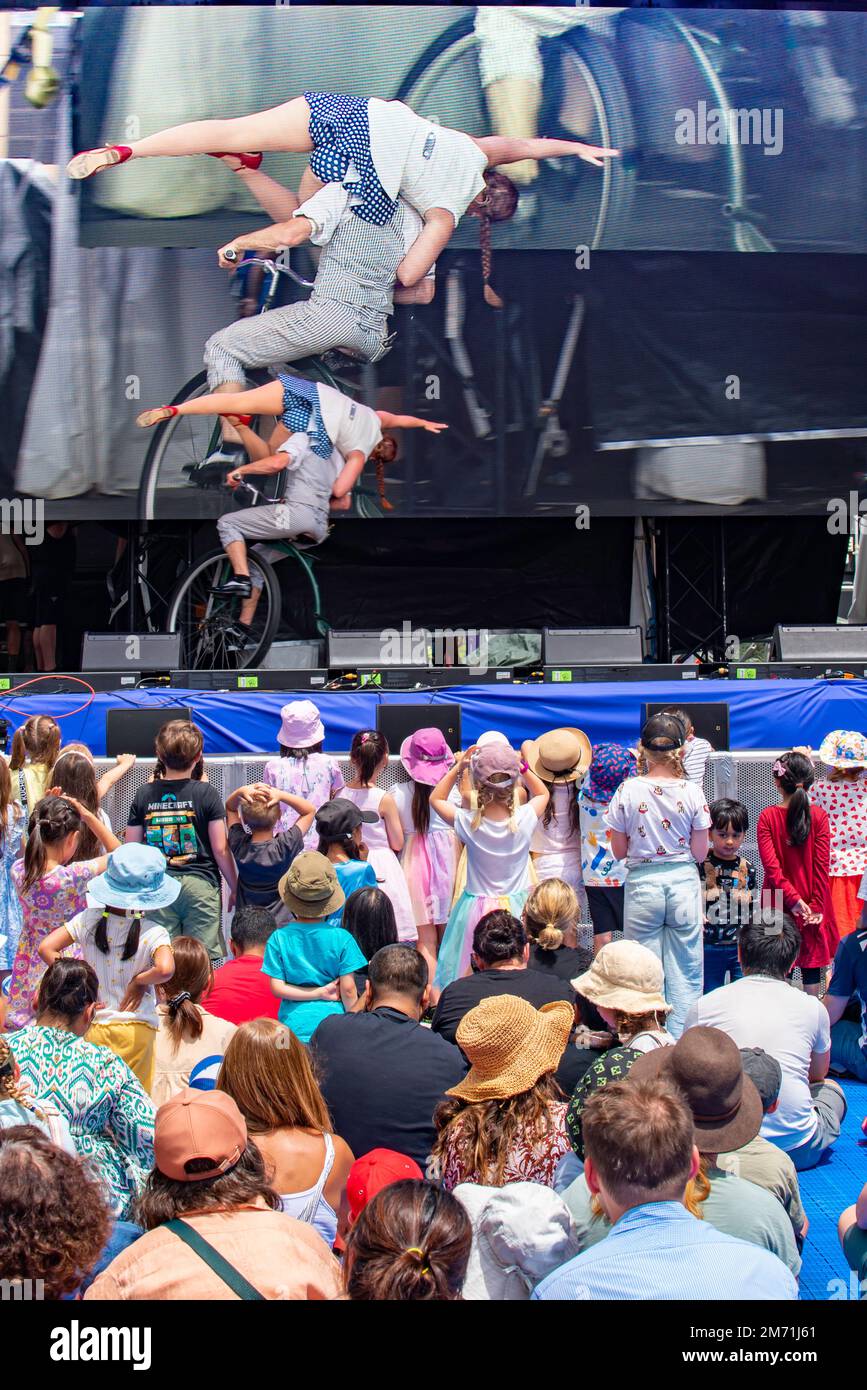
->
[397,16,636,250]
[164,547,281,670]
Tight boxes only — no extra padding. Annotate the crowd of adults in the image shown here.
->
[0,704,864,1301]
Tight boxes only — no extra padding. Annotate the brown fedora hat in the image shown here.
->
[629,1025,763,1154]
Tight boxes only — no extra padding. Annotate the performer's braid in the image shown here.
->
[479,214,503,310]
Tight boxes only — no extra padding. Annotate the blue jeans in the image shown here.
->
[831,1018,867,1082]
[703,943,742,994]
[624,861,703,1038]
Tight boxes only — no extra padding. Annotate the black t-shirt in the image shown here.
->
[700,851,757,944]
[310,1006,468,1171]
[528,942,592,984]
[128,777,226,887]
[229,823,303,918]
[432,967,575,1047]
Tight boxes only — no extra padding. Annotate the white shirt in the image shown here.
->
[66,908,172,1029]
[391,781,460,837]
[367,99,488,224]
[684,975,832,1151]
[454,802,537,897]
[810,776,867,877]
[531,783,582,857]
[315,380,383,462]
[605,775,711,865]
[681,735,713,786]
[579,793,628,888]
[294,182,434,281]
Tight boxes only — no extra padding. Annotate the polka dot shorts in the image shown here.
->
[305,90,398,227]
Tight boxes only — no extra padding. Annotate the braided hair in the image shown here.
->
[477,171,519,310]
[21,795,82,893]
[0,1036,46,1121]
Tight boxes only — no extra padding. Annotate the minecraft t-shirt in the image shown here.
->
[127,778,225,887]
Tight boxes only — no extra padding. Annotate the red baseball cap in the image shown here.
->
[346,1148,424,1222]
[154,1088,247,1183]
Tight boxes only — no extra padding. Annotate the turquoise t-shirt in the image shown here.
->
[261,922,367,1043]
[322,859,379,929]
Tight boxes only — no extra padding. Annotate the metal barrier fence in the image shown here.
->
[92,749,817,873]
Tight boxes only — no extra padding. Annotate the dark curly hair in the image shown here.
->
[0,1125,111,1299]
[134,1140,281,1229]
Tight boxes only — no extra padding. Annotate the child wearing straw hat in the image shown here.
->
[430,745,549,990]
[38,844,177,1090]
[811,730,867,938]
[521,728,592,913]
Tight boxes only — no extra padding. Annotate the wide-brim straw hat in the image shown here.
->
[571,940,672,1016]
[524,727,592,784]
[447,995,574,1103]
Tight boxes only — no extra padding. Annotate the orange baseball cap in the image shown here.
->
[155,1088,247,1183]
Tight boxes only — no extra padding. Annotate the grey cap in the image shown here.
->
[739,1047,783,1113]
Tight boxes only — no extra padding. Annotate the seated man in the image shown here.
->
[310,944,467,1172]
[533,1077,797,1301]
[823,908,867,1082]
[684,915,847,1171]
[204,159,436,469]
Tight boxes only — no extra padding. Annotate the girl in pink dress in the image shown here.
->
[261,701,344,850]
[341,731,416,945]
[393,728,460,983]
[8,794,120,1030]
[757,749,836,996]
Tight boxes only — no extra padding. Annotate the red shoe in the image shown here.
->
[219,413,253,425]
[207,152,263,172]
[136,406,178,429]
[66,145,132,180]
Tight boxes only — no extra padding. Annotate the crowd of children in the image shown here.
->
[0,703,865,1301]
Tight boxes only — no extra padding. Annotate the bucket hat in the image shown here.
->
[447,995,573,1103]
[86,843,180,911]
[818,729,867,769]
[278,851,345,920]
[571,940,671,1016]
[583,743,638,803]
[399,728,455,785]
[276,700,325,749]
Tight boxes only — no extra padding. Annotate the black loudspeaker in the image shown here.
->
[642,703,730,751]
[375,703,462,754]
[327,630,431,669]
[81,632,182,672]
[772,625,867,663]
[544,627,643,666]
[105,707,192,758]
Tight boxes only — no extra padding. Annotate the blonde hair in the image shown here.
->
[469,773,520,832]
[524,879,578,952]
[828,767,864,782]
[636,742,686,780]
[591,1158,710,1222]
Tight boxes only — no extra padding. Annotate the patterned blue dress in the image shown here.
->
[305,91,397,227]
[0,804,25,973]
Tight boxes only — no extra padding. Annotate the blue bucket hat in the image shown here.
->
[583,743,638,804]
[86,843,181,911]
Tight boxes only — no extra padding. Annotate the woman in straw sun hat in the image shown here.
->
[811,730,867,939]
[429,993,574,1191]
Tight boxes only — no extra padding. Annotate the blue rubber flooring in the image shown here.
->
[797,1079,867,1300]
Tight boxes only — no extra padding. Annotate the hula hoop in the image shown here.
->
[0,674,97,721]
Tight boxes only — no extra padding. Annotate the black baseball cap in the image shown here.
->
[315,798,378,842]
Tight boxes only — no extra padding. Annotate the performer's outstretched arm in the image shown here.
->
[218,215,313,267]
[475,135,619,169]
[376,412,448,434]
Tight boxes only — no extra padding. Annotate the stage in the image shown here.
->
[3,677,867,756]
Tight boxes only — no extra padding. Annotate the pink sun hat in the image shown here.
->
[277,700,325,749]
[400,727,456,785]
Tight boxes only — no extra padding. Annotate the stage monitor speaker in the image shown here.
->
[376,703,462,754]
[327,630,431,669]
[544,627,643,666]
[642,702,730,751]
[772,625,867,663]
[81,632,181,672]
[105,707,192,758]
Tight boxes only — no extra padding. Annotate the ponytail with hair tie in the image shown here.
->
[479,214,503,310]
[167,991,192,1015]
